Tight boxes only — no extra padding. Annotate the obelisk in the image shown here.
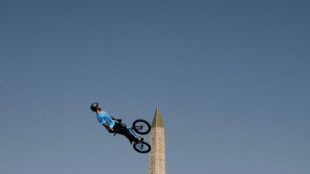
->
[148,107,165,174]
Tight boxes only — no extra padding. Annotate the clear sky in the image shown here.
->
[1,0,309,174]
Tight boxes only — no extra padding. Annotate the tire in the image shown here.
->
[133,141,151,153]
[132,119,151,135]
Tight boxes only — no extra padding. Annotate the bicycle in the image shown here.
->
[113,119,151,153]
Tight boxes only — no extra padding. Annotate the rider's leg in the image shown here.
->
[113,122,137,143]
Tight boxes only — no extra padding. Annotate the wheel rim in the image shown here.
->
[134,122,149,133]
[134,142,150,153]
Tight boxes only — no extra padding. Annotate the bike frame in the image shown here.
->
[113,120,151,153]
[127,127,139,138]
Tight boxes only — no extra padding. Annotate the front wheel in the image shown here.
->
[132,119,151,135]
[133,141,151,153]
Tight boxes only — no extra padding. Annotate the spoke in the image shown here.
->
[135,125,143,130]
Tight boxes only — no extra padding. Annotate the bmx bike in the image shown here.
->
[114,119,151,153]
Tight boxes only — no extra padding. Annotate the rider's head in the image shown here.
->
[90,102,101,112]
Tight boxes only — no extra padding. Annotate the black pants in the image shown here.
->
[112,122,137,143]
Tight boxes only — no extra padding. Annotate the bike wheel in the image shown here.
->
[132,119,151,135]
[133,141,151,153]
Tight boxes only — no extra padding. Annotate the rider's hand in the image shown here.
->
[110,128,115,132]
[117,119,122,123]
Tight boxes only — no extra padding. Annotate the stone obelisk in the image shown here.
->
[148,107,165,174]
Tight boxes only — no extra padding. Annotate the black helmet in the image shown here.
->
[90,102,99,112]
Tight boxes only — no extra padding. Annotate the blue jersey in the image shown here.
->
[97,111,115,130]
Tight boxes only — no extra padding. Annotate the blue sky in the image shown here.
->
[1,0,309,173]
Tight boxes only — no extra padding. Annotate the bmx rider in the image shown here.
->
[90,102,142,144]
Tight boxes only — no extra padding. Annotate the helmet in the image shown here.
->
[90,102,99,112]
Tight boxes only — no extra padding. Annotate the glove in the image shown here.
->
[117,119,122,123]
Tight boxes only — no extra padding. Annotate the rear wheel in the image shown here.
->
[132,119,151,135]
[133,141,151,153]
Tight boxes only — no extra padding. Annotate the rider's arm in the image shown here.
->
[111,116,118,120]
[103,122,114,132]
[111,116,122,122]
